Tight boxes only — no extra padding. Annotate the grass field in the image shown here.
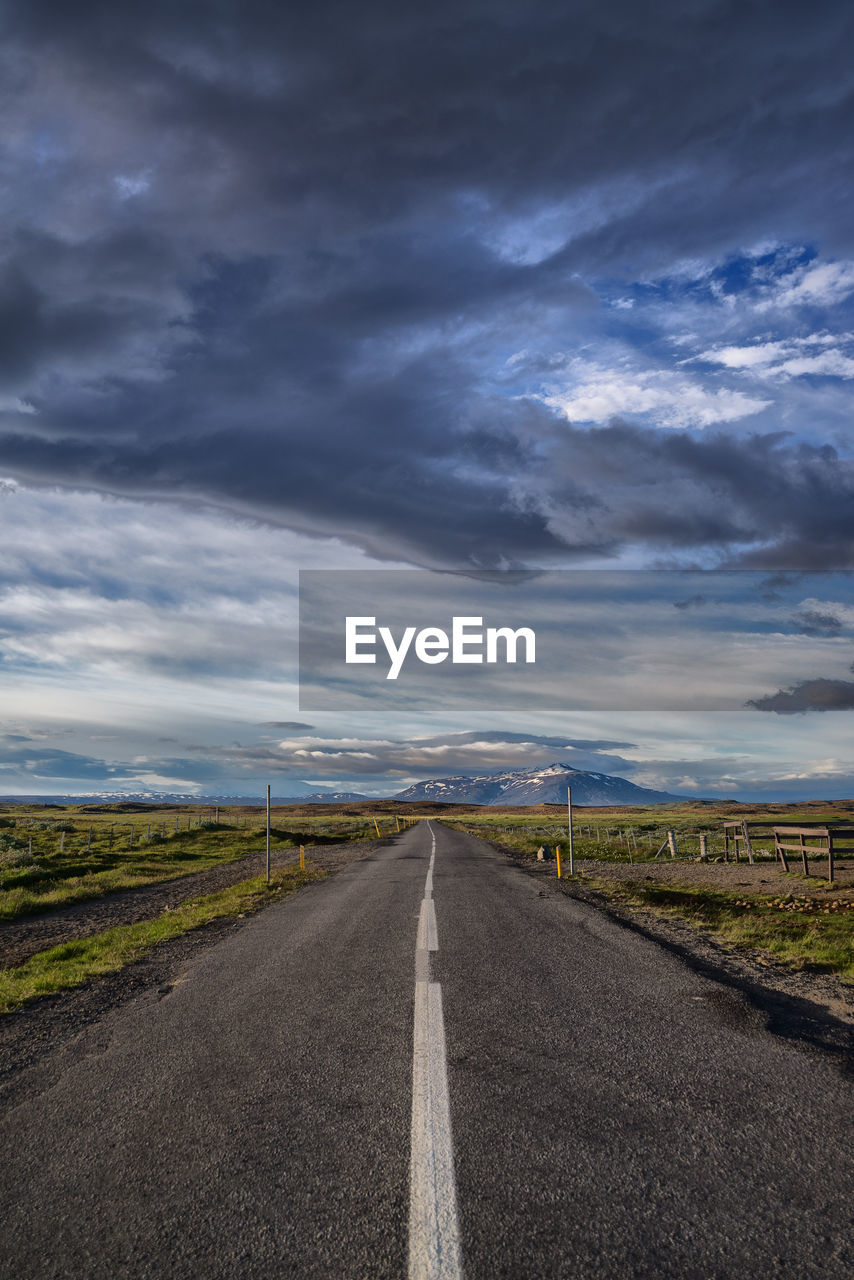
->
[581,878,854,981]
[443,798,854,865]
[0,862,323,1014]
[0,801,402,921]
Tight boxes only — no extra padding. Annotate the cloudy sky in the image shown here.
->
[2,0,854,799]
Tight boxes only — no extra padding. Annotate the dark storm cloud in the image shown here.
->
[1,1,854,565]
[189,728,641,778]
[748,679,854,714]
[788,610,844,636]
[259,722,314,731]
[536,421,854,568]
[0,741,232,783]
[0,746,138,780]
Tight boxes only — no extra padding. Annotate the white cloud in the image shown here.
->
[777,351,854,377]
[756,259,854,312]
[539,359,770,428]
[698,332,854,381]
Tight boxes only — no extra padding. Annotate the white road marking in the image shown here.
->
[417,898,439,952]
[426,899,438,951]
[408,823,463,1280]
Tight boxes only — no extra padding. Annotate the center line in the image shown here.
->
[408,823,463,1280]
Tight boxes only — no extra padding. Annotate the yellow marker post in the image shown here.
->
[556,845,562,878]
[395,816,401,832]
[299,844,305,871]
[374,818,381,837]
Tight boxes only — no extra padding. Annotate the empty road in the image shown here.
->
[2,821,853,1278]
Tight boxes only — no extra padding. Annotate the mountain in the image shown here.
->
[392,762,684,806]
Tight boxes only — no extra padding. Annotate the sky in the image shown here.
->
[2,0,854,799]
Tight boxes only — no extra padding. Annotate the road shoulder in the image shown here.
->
[496,840,854,1072]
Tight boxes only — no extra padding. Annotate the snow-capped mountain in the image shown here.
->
[392,762,683,806]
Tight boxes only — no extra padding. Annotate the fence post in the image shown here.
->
[567,788,574,873]
[774,830,790,873]
[742,820,754,865]
[699,833,708,860]
[667,830,677,858]
[266,785,271,884]
[828,831,835,883]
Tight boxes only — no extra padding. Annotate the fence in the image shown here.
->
[771,825,854,883]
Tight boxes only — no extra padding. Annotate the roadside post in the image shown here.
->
[266,784,271,885]
[374,817,381,837]
[300,844,305,871]
[567,787,575,875]
[556,845,562,878]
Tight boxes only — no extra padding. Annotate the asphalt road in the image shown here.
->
[2,821,853,1278]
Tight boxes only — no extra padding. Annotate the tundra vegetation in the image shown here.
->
[0,803,385,921]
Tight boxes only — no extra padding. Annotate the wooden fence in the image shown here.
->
[771,825,854,883]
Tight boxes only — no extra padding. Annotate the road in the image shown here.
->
[2,821,853,1278]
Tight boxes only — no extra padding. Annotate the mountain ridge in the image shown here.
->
[391,762,684,806]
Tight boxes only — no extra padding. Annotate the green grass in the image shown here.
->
[0,863,323,1015]
[586,879,854,981]
[0,808,382,921]
[443,807,850,865]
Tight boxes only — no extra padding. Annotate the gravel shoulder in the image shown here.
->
[574,855,854,895]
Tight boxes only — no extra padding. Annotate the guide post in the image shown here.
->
[266,784,271,885]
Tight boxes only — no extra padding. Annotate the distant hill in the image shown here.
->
[392,762,684,806]
[0,790,369,807]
